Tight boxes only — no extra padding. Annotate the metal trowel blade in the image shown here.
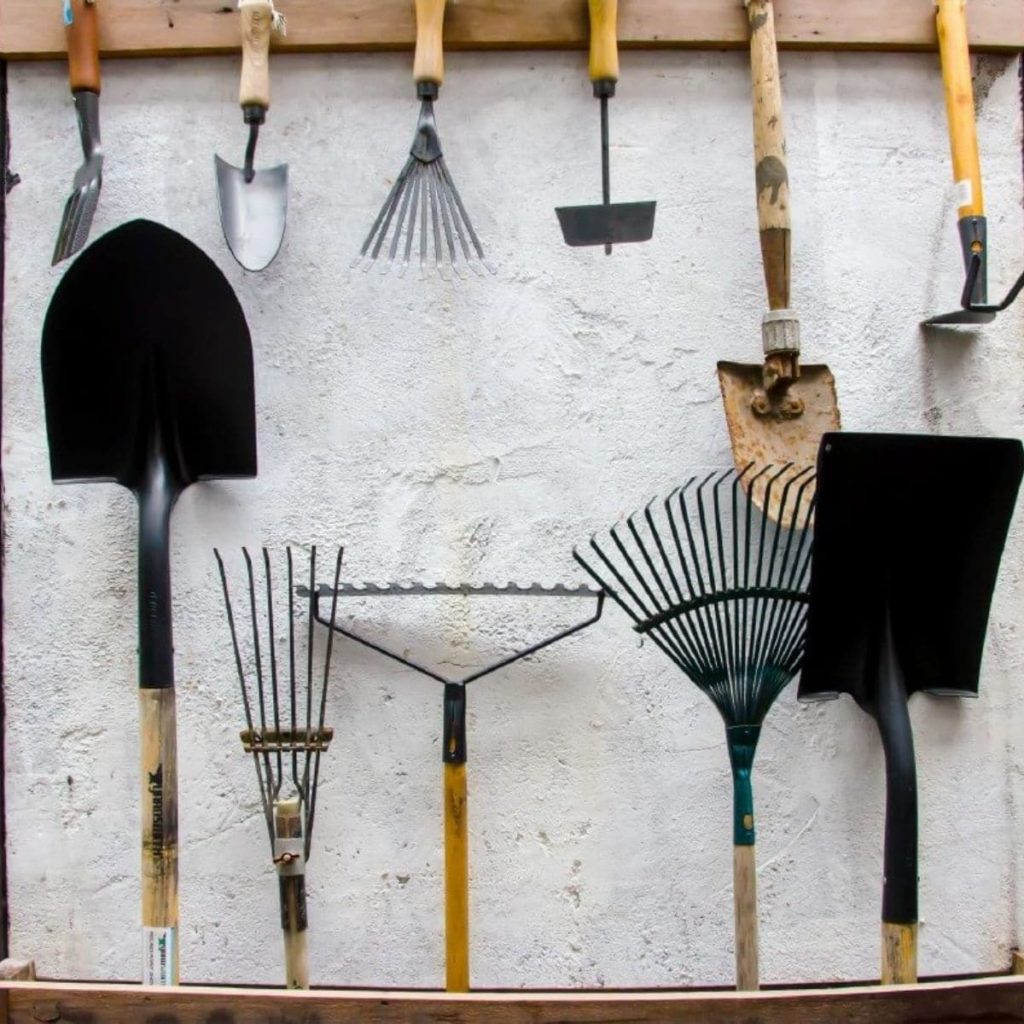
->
[555,201,656,247]
[215,155,288,272]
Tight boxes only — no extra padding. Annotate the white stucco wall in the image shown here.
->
[2,45,1023,989]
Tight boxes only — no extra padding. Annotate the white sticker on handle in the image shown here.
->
[142,927,175,986]
[955,178,974,209]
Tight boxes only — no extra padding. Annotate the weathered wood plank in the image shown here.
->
[4,976,1024,1024]
[1,0,1022,60]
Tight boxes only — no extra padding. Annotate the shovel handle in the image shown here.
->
[733,844,760,991]
[414,0,446,86]
[588,0,619,84]
[65,0,100,94]
[239,0,274,110]
[140,688,179,986]
[745,0,790,311]
[274,799,310,990]
[935,0,984,218]
[444,761,469,992]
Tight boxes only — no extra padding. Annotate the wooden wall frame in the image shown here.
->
[1,0,1022,61]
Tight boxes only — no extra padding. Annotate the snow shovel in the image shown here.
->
[41,219,258,985]
[215,0,288,272]
[718,0,838,520]
[799,432,1023,985]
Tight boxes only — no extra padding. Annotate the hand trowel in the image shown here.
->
[555,0,656,253]
[215,0,288,272]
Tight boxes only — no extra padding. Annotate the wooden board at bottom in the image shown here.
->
[2,975,1024,1024]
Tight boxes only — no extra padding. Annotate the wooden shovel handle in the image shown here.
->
[140,688,179,986]
[935,0,984,218]
[588,0,619,84]
[444,761,469,992]
[881,921,918,984]
[745,0,790,311]
[414,0,446,86]
[733,844,760,991]
[239,0,274,109]
[65,0,100,94]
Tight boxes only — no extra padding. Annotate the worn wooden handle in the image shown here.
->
[746,0,790,311]
[588,0,619,83]
[239,0,273,109]
[444,762,469,992]
[414,0,446,85]
[935,0,984,217]
[881,921,918,985]
[274,799,310,990]
[65,0,100,93]
[140,688,179,986]
[733,844,760,991]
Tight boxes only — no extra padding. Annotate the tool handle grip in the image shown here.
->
[936,0,984,217]
[745,0,790,310]
[733,843,760,991]
[444,761,469,992]
[881,922,918,984]
[239,0,274,110]
[588,0,619,84]
[65,0,100,93]
[414,0,446,86]
[140,687,179,986]
[275,799,310,989]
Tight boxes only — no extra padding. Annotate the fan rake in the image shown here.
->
[573,465,815,990]
[215,545,344,990]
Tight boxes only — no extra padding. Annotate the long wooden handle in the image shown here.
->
[275,799,310,990]
[239,0,274,109]
[935,0,984,218]
[140,688,179,986]
[745,0,790,311]
[444,762,469,992]
[733,844,760,991]
[413,0,446,86]
[65,0,100,93]
[588,0,619,83]
[881,922,918,984]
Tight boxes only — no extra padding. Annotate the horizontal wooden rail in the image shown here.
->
[2,976,1024,1024]
[1,0,1022,60]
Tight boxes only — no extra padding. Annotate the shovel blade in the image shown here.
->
[215,155,288,272]
[555,201,656,247]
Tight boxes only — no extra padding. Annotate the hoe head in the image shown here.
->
[555,200,657,248]
[799,433,1023,704]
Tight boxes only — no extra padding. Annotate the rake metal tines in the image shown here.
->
[354,88,495,278]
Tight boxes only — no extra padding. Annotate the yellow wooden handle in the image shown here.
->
[414,0,446,86]
[733,844,760,991]
[140,688,179,986]
[588,0,619,83]
[239,0,273,109]
[444,762,469,992]
[881,922,918,984]
[935,0,984,217]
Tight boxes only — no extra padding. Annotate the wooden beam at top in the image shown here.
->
[1,0,1022,60]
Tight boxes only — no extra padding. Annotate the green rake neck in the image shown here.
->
[727,724,761,846]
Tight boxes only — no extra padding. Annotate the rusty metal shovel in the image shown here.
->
[215,0,288,272]
[718,0,838,518]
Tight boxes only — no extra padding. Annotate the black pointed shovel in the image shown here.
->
[41,219,258,985]
[799,432,1022,985]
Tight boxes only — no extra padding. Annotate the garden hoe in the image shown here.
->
[922,0,1024,325]
[216,0,288,272]
[41,220,257,985]
[800,433,1023,985]
[718,0,838,522]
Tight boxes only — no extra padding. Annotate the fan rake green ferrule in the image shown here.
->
[727,724,761,847]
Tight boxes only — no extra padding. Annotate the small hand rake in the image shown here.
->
[573,465,815,990]
[353,0,494,277]
[215,546,344,990]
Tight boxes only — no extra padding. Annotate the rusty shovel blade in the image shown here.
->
[717,361,840,524]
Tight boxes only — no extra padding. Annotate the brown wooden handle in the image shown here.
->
[935,0,984,217]
[881,922,918,984]
[414,0,446,86]
[239,0,273,109]
[745,0,790,311]
[733,844,760,991]
[588,0,619,83]
[140,688,179,986]
[65,0,100,93]
[444,762,469,992]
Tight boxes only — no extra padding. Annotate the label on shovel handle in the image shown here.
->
[142,927,175,986]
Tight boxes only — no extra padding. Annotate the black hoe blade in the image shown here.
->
[555,200,657,247]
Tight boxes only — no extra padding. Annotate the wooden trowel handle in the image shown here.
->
[239,0,274,110]
[65,0,100,94]
[588,0,619,84]
[414,0,446,87]
[745,0,790,311]
[935,0,984,219]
